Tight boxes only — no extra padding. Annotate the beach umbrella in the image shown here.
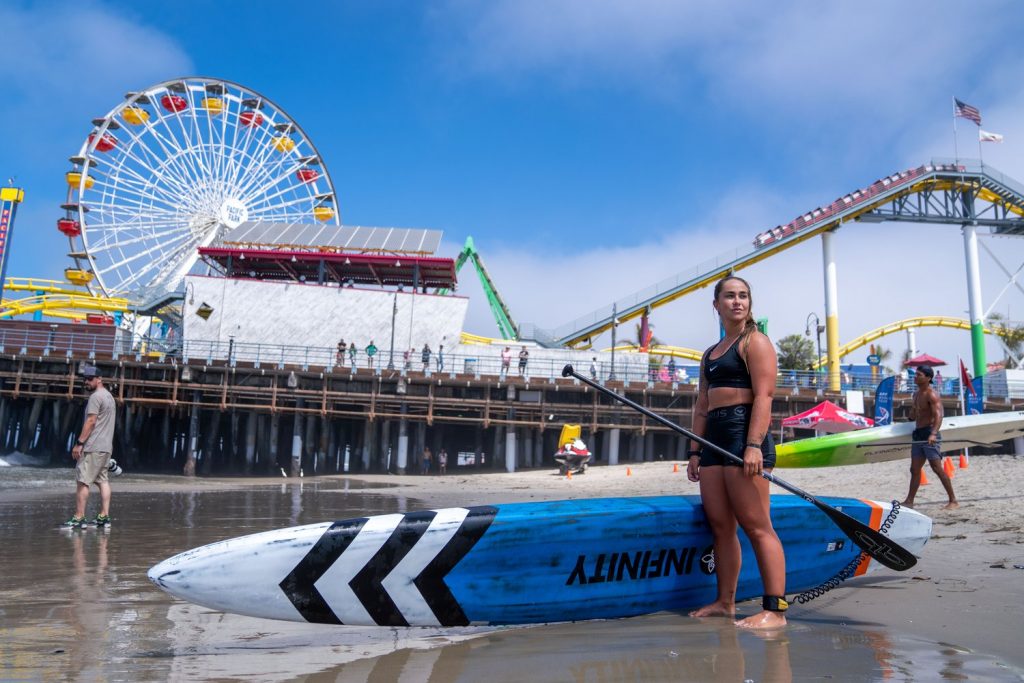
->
[782,400,874,434]
[904,353,946,368]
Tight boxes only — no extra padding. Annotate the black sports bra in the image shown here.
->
[703,337,753,389]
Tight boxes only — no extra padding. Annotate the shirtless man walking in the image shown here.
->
[902,366,958,510]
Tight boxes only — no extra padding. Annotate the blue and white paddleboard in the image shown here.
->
[148,495,931,627]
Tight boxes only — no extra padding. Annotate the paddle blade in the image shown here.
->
[814,501,917,571]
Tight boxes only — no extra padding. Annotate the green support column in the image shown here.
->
[963,222,987,378]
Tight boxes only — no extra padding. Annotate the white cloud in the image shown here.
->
[433,1,1023,114]
[1,3,193,168]
[0,2,193,277]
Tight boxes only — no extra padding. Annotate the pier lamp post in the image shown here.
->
[609,303,618,381]
[387,290,398,370]
[805,312,824,389]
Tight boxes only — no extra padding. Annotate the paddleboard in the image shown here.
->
[148,495,931,627]
[775,410,1024,468]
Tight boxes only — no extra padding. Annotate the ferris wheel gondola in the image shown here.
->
[59,77,340,296]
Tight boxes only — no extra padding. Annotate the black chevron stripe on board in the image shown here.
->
[350,511,438,626]
[416,505,497,626]
[279,517,368,624]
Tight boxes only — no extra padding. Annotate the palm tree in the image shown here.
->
[776,334,815,370]
[870,343,895,375]
[986,313,1024,368]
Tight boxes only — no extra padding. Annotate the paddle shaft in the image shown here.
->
[563,365,917,571]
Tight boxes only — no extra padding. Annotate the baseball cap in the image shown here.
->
[80,365,101,379]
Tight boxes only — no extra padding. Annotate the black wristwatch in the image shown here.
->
[76,440,85,446]
[688,450,701,458]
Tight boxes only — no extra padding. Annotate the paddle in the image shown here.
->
[561,364,917,571]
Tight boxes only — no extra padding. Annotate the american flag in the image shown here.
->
[954,98,982,125]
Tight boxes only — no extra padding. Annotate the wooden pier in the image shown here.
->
[0,341,997,477]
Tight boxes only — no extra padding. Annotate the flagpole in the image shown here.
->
[958,355,967,416]
[978,129,985,167]
[952,96,960,163]
[958,354,970,461]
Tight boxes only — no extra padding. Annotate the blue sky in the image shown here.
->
[4,0,1024,369]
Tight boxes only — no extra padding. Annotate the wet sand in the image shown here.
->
[1,455,1022,682]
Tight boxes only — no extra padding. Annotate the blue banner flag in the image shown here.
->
[874,375,895,426]
[966,377,984,415]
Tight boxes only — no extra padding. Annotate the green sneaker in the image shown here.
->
[62,516,86,529]
[92,514,111,527]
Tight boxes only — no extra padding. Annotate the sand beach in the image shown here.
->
[1,454,1022,681]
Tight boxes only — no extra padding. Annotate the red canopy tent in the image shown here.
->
[904,354,946,368]
[781,400,874,434]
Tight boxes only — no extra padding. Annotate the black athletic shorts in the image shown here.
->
[911,426,942,460]
[699,404,776,469]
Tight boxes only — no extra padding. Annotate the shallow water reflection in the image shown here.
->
[0,473,1019,682]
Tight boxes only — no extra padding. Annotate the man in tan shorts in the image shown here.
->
[64,365,117,528]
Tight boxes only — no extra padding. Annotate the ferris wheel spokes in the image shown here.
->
[63,77,341,295]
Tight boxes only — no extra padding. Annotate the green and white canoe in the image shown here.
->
[775,410,1024,468]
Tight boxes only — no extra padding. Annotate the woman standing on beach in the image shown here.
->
[687,275,787,630]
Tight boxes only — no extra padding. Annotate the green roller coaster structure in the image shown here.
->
[440,236,518,340]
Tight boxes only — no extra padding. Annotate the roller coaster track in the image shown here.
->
[812,316,994,369]
[1,278,132,320]
[520,159,1024,348]
[0,293,130,320]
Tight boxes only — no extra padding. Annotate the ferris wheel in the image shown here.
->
[58,76,340,296]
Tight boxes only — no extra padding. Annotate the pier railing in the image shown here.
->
[0,326,1001,398]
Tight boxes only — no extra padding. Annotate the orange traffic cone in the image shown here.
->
[919,468,929,485]
[673,463,679,473]
[943,457,955,479]
[626,467,632,477]
[959,453,969,470]
[566,469,572,480]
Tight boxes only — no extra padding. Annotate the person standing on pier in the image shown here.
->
[348,342,357,368]
[501,346,512,377]
[437,344,445,373]
[422,343,432,371]
[366,340,378,370]
[64,365,116,528]
[336,339,347,367]
[518,346,529,376]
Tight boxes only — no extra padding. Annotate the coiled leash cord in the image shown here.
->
[796,500,903,604]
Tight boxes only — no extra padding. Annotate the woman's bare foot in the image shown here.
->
[900,499,914,509]
[735,610,787,630]
[942,501,960,509]
[689,600,735,618]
